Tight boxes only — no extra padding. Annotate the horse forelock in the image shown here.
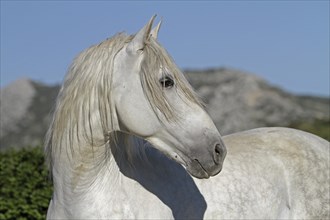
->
[141,38,203,122]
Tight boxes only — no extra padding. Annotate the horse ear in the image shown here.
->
[127,15,156,53]
[150,20,162,40]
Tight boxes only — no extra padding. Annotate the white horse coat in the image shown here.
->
[45,16,329,219]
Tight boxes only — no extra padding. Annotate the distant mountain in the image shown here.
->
[0,79,59,150]
[0,68,329,150]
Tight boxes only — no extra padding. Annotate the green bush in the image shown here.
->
[0,147,52,220]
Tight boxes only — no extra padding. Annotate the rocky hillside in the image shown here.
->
[0,68,329,150]
[185,68,329,135]
[0,79,59,150]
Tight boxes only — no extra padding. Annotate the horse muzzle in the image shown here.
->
[186,140,227,179]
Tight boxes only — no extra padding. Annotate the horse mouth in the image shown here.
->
[173,153,211,179]
[186,159,211,179]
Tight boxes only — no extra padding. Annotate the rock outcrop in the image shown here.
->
[185,68,329,134]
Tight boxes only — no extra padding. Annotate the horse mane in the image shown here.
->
[44,32,202,173]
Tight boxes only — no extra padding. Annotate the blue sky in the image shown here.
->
[1,1,329,96]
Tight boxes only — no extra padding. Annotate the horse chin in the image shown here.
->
[166,150,210,179]
[186,159,211,179]
[168,150,215,179]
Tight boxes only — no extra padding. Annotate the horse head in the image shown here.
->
[112,16,226,178]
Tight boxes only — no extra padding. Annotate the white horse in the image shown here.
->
[45,16,329,219]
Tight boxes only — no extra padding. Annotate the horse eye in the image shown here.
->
[159,76,174,89]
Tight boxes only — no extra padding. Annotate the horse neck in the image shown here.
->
[50,82,121,191]
[51,132,131,202]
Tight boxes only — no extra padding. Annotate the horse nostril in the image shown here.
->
[215,144,221,156]
[214,143,225,165]
[214,144,222,157]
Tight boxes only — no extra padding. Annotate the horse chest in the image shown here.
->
[108,176,173,219]
[70,175,173,219]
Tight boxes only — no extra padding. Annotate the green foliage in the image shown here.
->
[0,147,52,220]
[289,119,330,141]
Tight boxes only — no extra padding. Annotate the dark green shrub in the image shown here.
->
[0,147,52,220]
